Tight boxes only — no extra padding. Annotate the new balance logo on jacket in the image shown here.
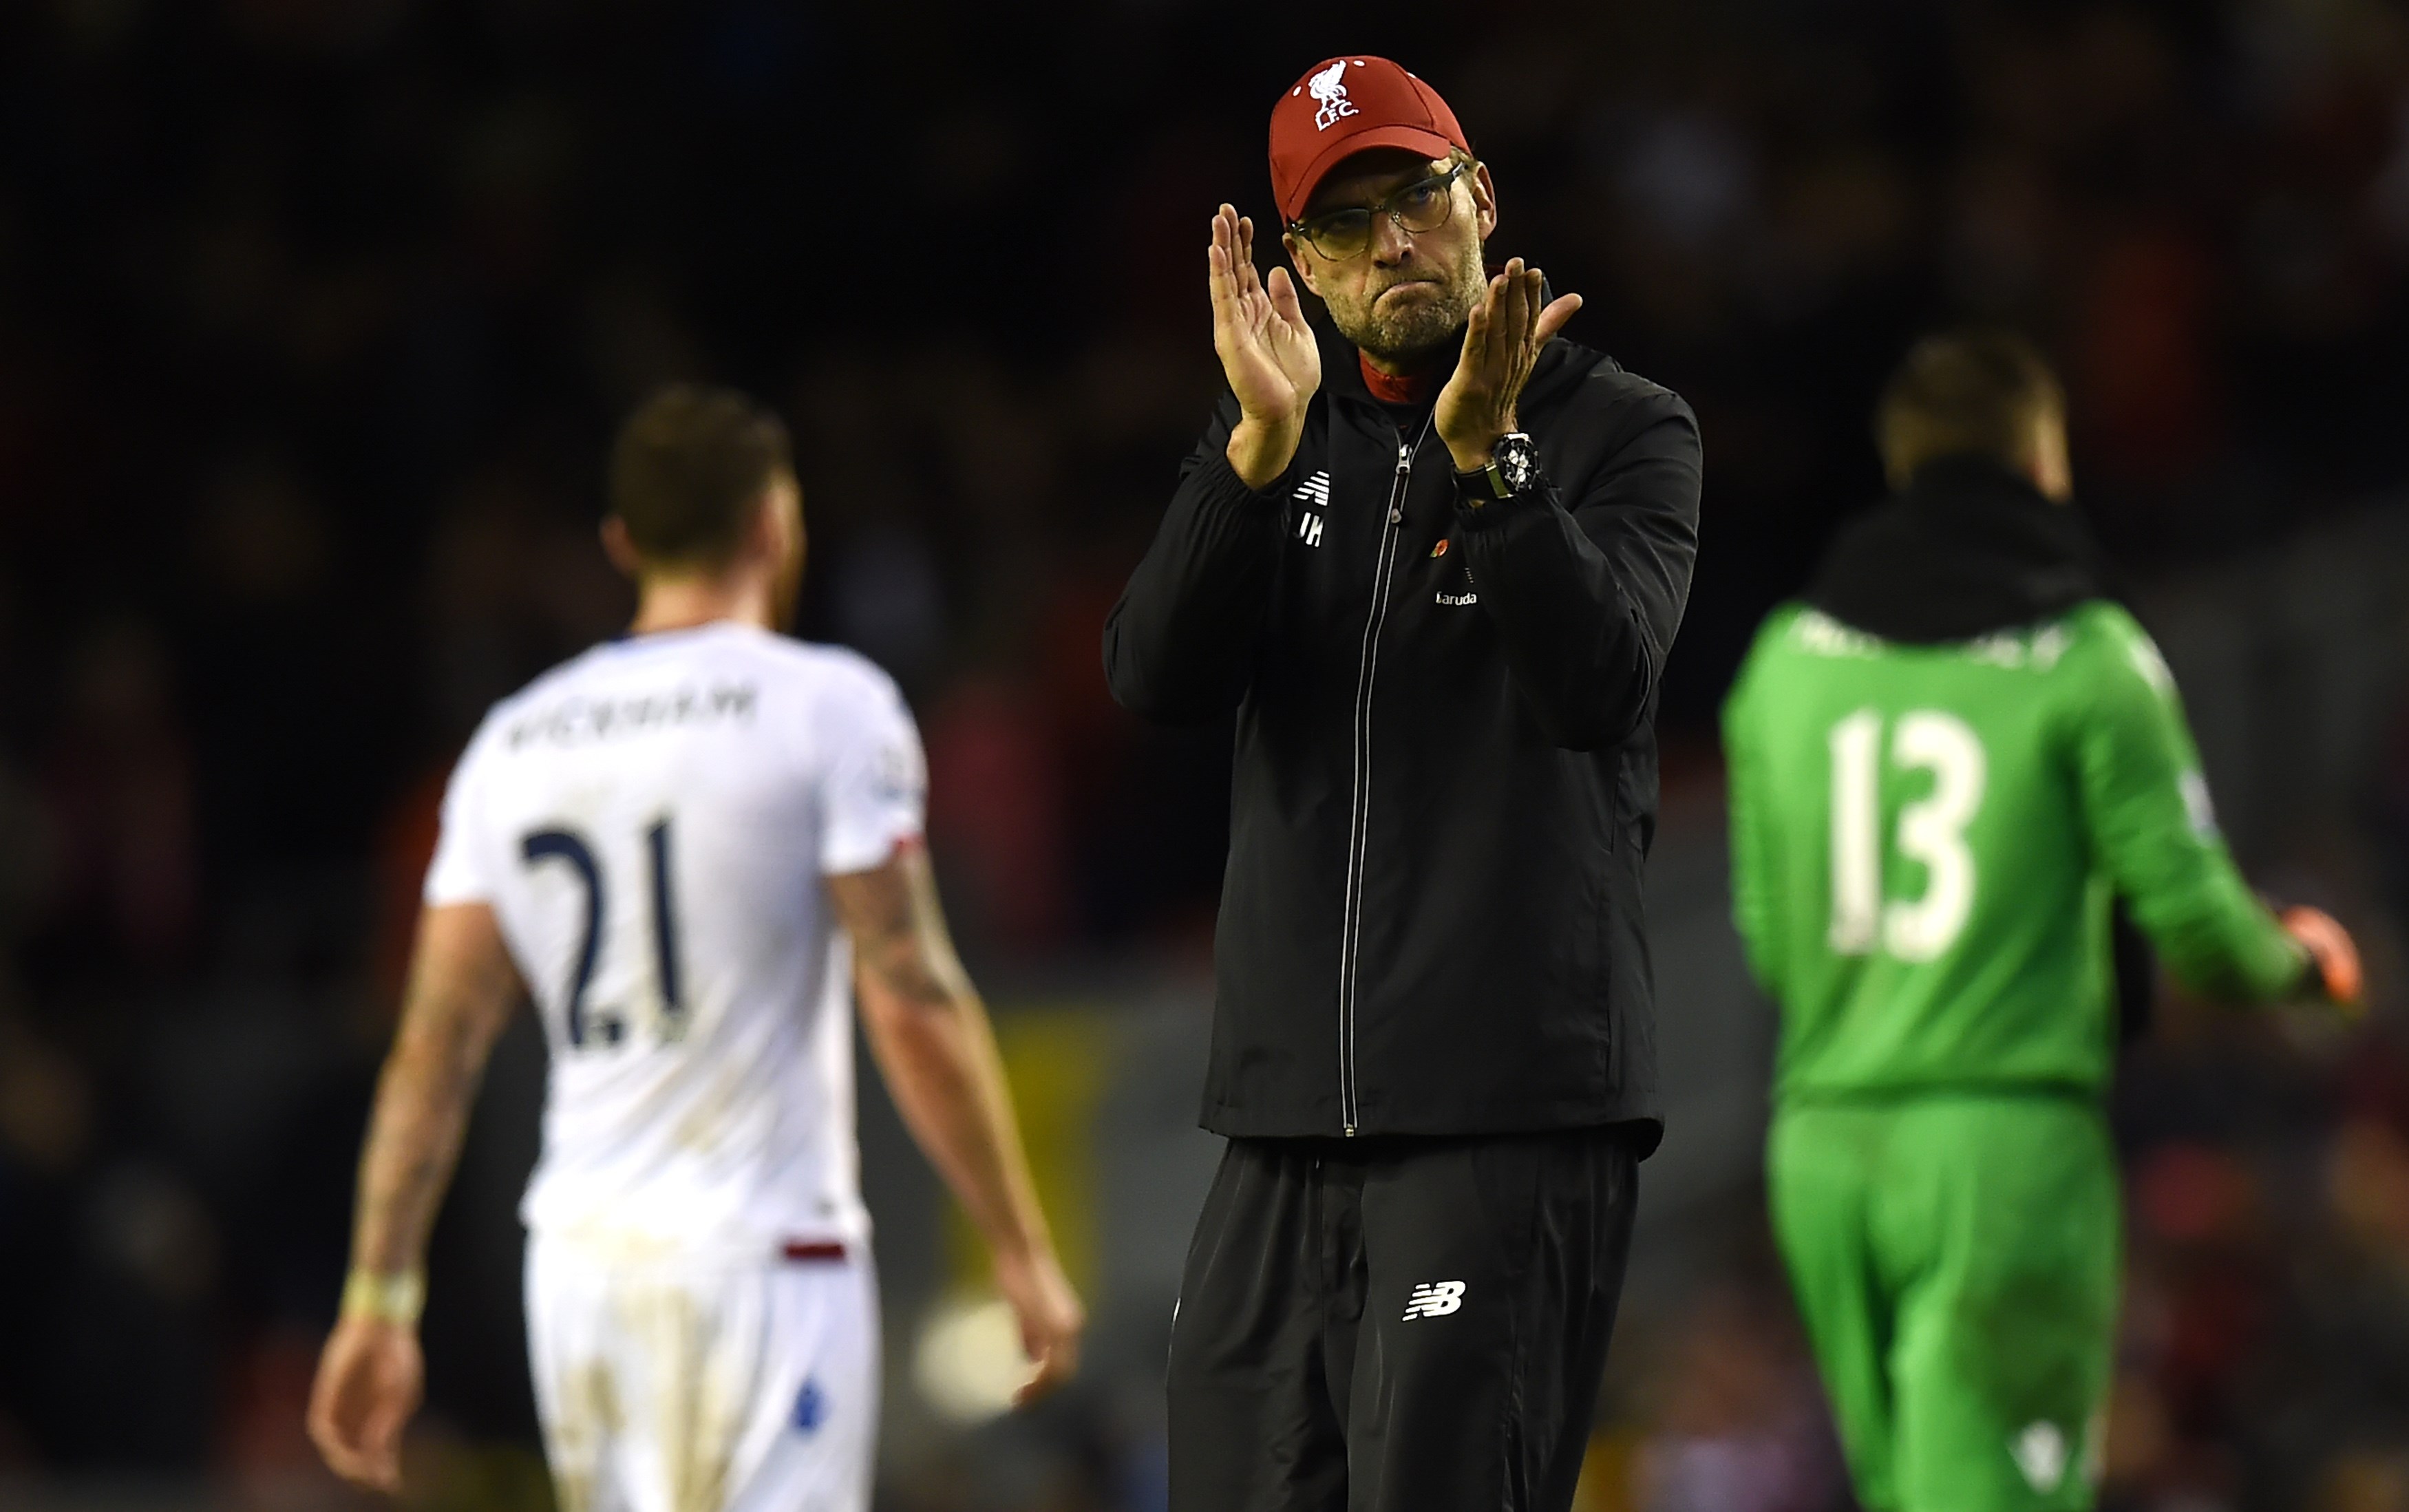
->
[1293,471,1331,549]
[1402,1281,1465,1319]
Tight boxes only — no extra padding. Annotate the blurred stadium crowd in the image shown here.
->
[6,1,2409,1509]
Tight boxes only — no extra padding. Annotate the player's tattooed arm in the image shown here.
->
[308,902,522,1492]
[831,839,976,1009]
[349,902,524,1277]
[829,844,1085,1405]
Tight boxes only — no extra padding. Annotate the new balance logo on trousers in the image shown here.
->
[1403,1281,1465,1319]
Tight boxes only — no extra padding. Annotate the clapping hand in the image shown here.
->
[1208,204,1319,487]
[1435,257,1582,473]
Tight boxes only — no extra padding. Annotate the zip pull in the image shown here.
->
[1390,443,1411,523]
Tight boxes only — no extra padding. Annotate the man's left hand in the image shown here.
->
[1435,257,1583,473]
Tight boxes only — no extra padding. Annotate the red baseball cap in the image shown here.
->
[1269,56,1471,224]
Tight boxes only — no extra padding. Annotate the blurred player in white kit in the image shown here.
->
[307,385,1083,1511]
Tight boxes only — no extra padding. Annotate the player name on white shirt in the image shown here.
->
[500,681,761,749]
[424,622,926,1259]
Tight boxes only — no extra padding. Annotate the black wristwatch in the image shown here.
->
[1454,432,1538,506]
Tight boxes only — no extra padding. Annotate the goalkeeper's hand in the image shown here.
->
[2281,906,2364,1012]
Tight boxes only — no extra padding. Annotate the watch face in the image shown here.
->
[1498,434,1538,493]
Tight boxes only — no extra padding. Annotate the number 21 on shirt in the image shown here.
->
[519,816,685,1049]
[1826,710,1986,961]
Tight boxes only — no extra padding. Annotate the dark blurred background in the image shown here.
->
[6,1,2409,1509]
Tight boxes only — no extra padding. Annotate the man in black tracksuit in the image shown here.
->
[1105,56,1701,1512]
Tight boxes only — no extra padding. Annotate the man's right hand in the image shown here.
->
[1209,204,1319,488]
[307,1314,424,1492]
[2282,905,2364,1012]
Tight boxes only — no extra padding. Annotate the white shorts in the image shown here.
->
[523,1235,879,1512]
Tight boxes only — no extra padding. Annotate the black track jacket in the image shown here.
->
[1105,320,1701,1148]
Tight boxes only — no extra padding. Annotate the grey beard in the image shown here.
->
[1351,310,1464,366]
[1334,276,1481,368]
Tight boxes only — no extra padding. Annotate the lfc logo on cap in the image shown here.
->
[1309,61,1357,131]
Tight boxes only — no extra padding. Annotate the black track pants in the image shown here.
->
[1166,1127,1641,1512]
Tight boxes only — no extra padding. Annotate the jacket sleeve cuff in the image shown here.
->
[1191,445,1299,513]
[1452,469,1559,530]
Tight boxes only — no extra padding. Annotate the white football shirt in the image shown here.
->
[424,621,925,1257]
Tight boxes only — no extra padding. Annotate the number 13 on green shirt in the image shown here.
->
[1722,601,2304,1104]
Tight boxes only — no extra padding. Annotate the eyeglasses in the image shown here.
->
[1288,160,1472,261]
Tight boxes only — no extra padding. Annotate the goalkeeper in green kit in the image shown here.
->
[1721,330,2364,1512]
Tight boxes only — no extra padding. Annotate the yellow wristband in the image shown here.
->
[341,1269,427,1326]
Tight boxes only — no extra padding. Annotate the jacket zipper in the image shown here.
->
[1336,414,1432,1136]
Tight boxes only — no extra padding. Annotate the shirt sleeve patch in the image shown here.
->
[818,670,929,876]
[2179,769,2220,839]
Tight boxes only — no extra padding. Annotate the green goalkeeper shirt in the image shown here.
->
[1721,599,2306,1105]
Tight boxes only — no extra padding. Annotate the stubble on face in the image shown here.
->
[1328,250,1485,367]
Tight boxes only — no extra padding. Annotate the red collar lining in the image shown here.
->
[1359,352,1439,407]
